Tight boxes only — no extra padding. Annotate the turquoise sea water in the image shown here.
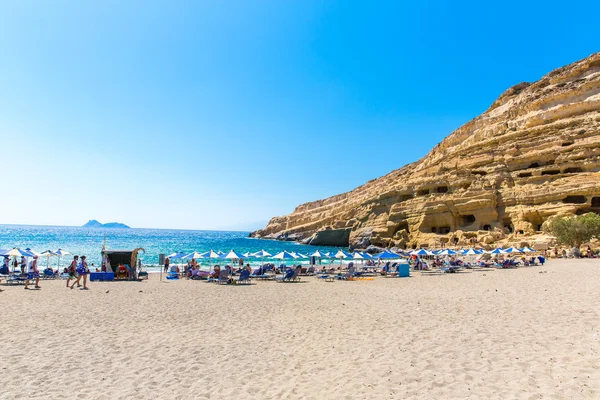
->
[0,225,344,270]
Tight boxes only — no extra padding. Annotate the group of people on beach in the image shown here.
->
[1,254,42,290]
[0,253,90,291]
[65,255,90,290]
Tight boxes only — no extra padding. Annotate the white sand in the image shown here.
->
[1,259,599,399]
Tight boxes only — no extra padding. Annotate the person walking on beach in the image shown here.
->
[164,257,170,273]
[71,256,89,290]
[25,255,41,290]
[66,255,79,288]
[20,256,27,274]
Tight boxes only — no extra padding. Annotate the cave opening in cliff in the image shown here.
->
[436,186,449,193]
[472,170,487,176]
[431,227,436,233]
[400,194,414,202]
[460,215,476,226]
[439,226,451,234]
[518,172,532,178]
[563,167,583,174]
[546,160,555,165]
[482,224,491,231]
[417,188,429,196]
[562,195,587,204]
[502,218,513,233]
[592,197,600,207]
[528,162,540,168]
[394,222,409,235]
[541,169,560,176]
[561,141,574,147]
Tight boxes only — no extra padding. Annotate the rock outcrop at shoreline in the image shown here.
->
[251,52,600,249]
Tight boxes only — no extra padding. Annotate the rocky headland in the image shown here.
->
[251,52,600,250]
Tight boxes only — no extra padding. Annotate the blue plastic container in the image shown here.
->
[398,262,410,277]
[90,272,114,281]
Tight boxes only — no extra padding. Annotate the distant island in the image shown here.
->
[82,220,131,229]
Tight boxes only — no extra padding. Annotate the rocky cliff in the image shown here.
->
[251,52,600,249]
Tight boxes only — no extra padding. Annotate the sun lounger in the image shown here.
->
[237,269,251,284]
[277,267,300,282]
[217,269,231,284]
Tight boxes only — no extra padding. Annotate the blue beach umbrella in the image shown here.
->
[488,248,505,254]
[182,251,204,260]
[438,249,457,256]
[310,250,324,258]
[253,250,272,258]
[272,251,298,271]
[520,247,535,253]
[377,250,401,259]
[252,250,272,268]
[410,249,431,256]
[503,247,523,254]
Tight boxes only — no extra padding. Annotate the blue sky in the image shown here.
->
[1,1,598,230]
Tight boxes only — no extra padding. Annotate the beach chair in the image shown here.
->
[237,269,251,284]
[342,265,356,280]
[278,267,300,282]
[217,269,231,284]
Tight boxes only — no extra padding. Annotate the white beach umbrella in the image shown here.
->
[520,247,535,253]
[224,250,243,260]
[488,248,505,254]
[503,247,523,254]
[253,250,272,258]
[438,249,457,256]
[182,251,204,260]
[335,250,350,268]
[272,251,298,260]
[39,250,56,270]
[310,250,324,258]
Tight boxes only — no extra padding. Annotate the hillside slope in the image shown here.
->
[251,52,600,249]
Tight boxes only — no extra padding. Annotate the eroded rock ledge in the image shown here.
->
[251,52,600,249]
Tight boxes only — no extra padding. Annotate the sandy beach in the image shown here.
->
[1,259,599,399]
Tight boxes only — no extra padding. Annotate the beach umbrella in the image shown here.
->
[224,250,243,260]
[182,251,204,260]
[410,249,432,256]
[253,250,272,258]
[352,251,365,259]
[377,250,401,259]
[1,248,34,272]
[488,248,505,254]
[252,250,272,268]
[54,248,70,270]
[462,249,479,256]
[503,247,523,254]
[272,251,298,272]
[272,251,298,260]
[310,250,324,258]
[2,248,32,258]
[334,250,353,268]
[520,247,535,253]
[39,250,55,270]
[438,249,457,256]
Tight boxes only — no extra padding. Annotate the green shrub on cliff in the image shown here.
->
[544,213,600,247]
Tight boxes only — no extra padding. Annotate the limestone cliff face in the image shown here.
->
[251,53,600,248]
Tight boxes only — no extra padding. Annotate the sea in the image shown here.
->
[0,225,344,270]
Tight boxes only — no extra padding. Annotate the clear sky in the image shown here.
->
[1,1,598,230]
